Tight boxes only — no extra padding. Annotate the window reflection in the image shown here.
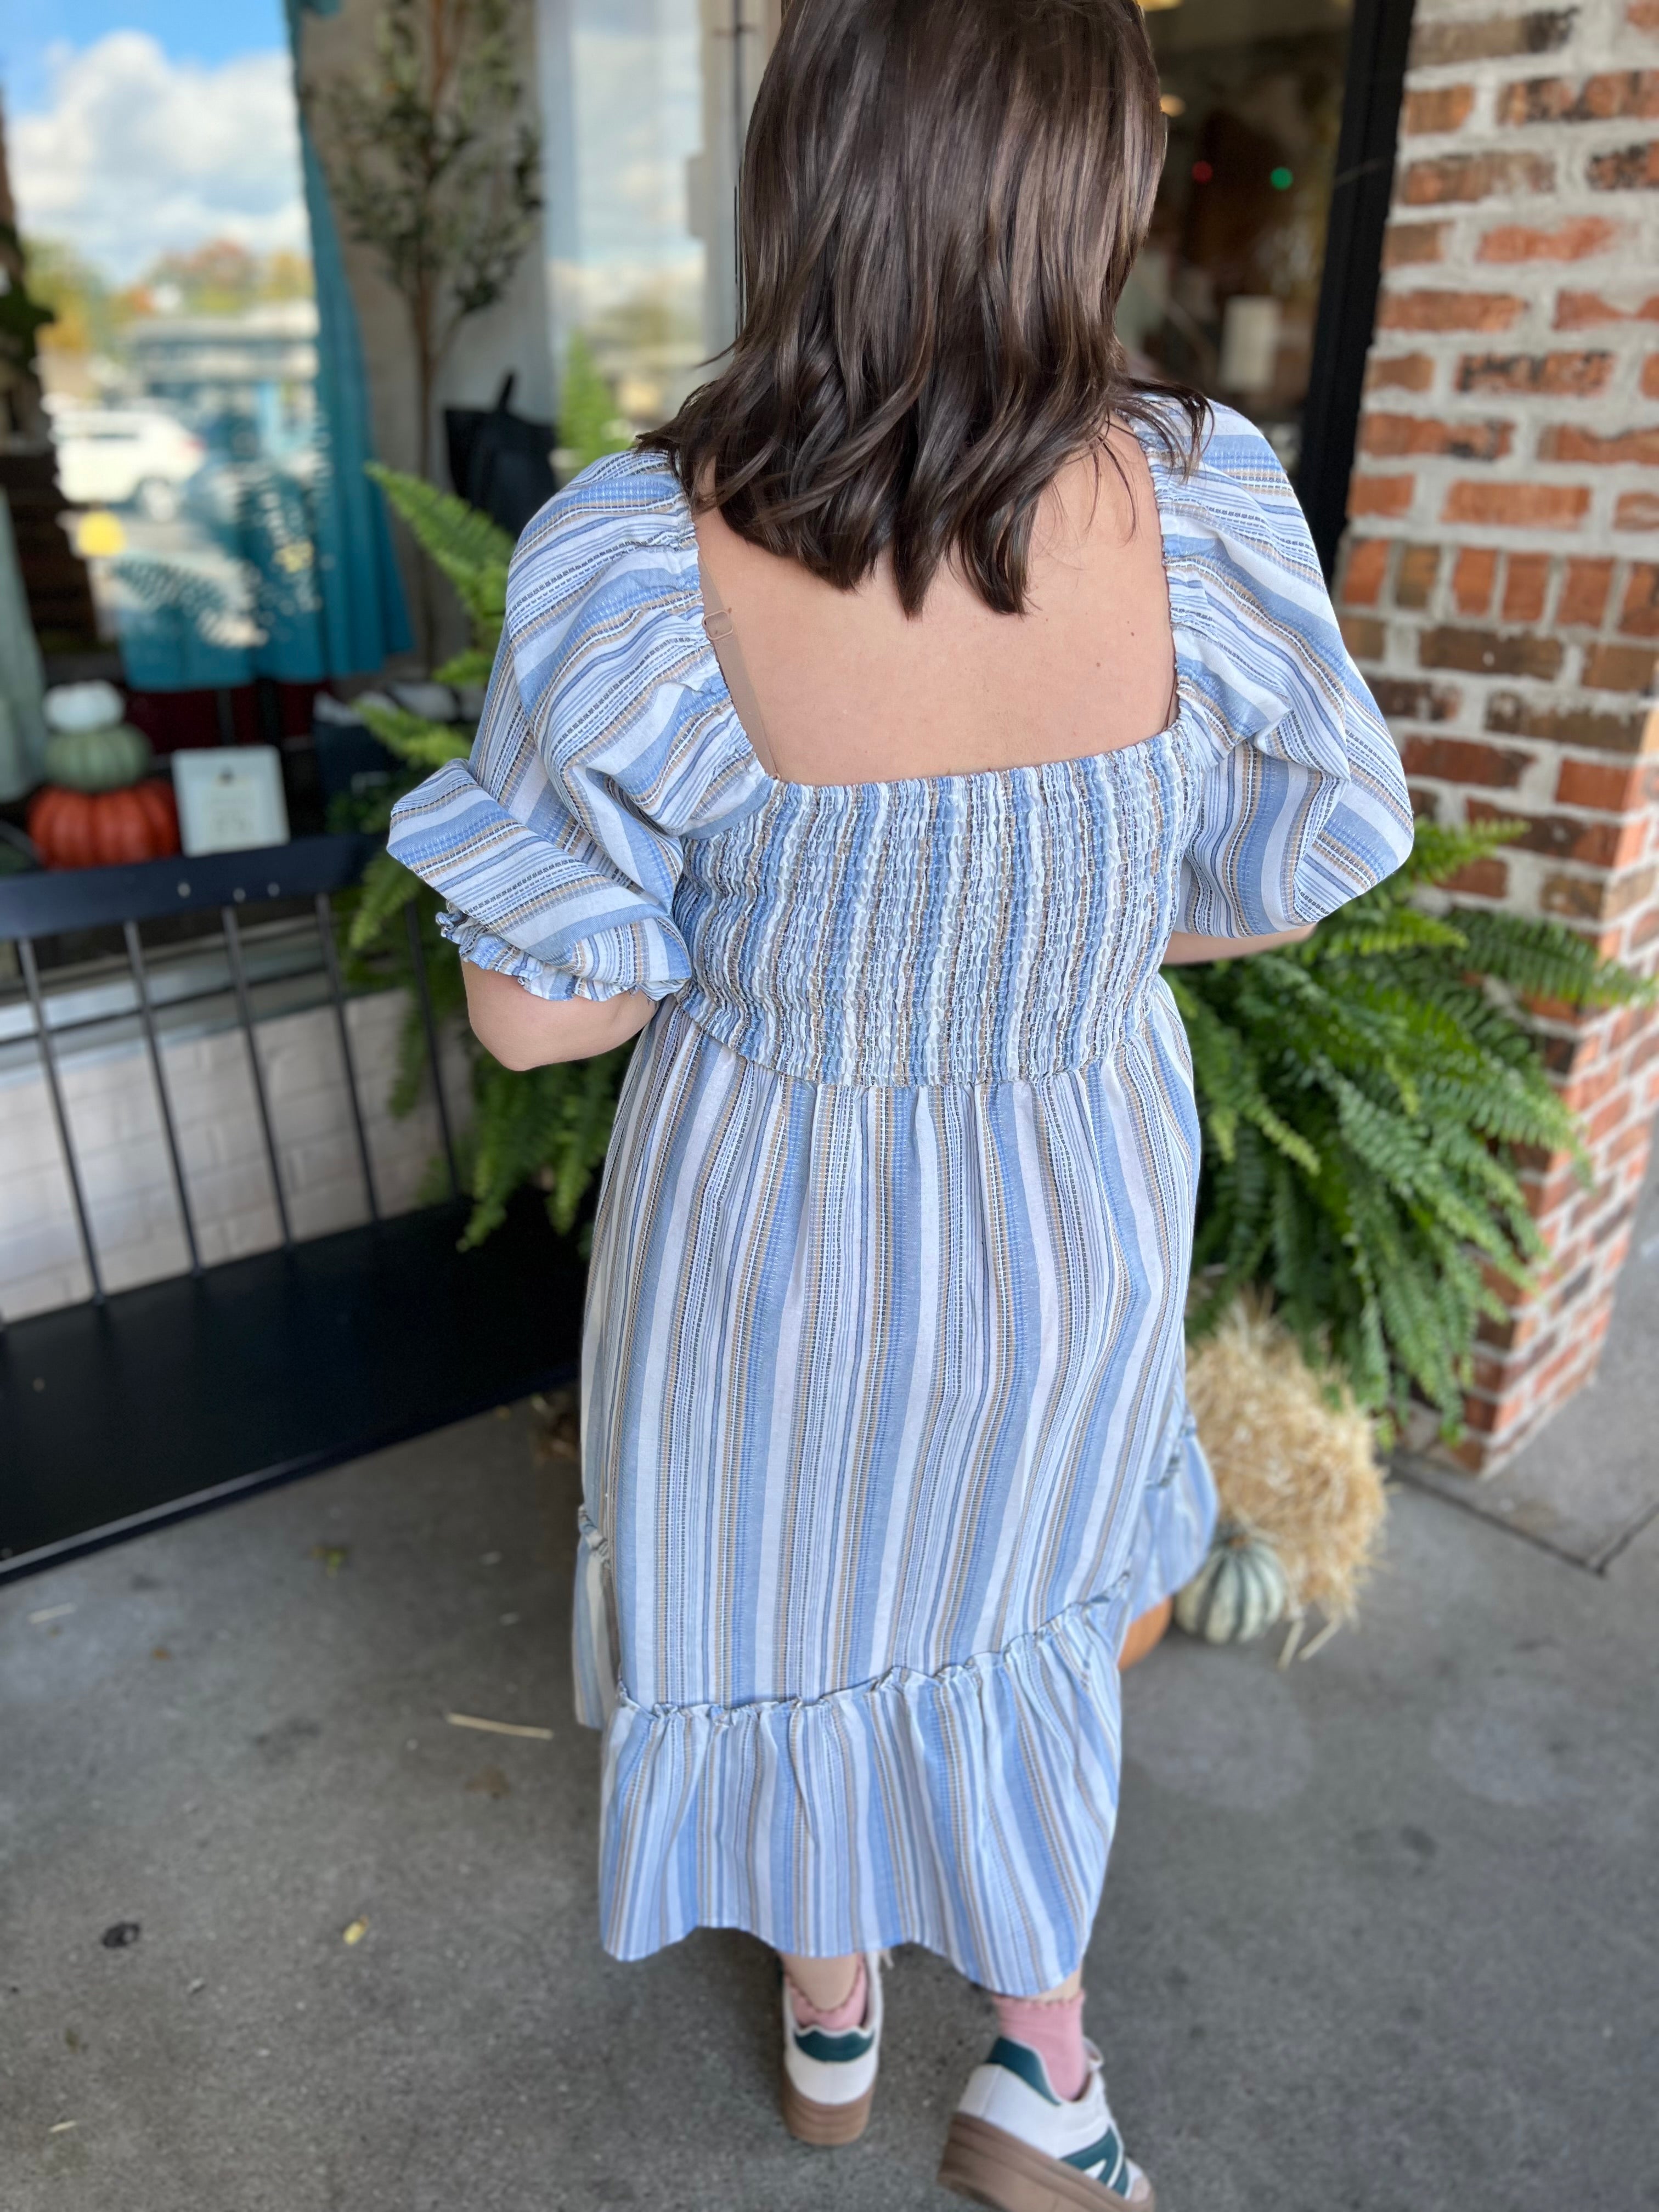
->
[10,24,325,686]
[534,0,1352,477]
[538,0,773,456]
[1125,0,1353,472]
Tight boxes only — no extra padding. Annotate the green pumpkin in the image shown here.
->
[42,720,153,794]
[1174,1524,1291,1645]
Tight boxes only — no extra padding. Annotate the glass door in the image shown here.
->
[536,0,778,456]
[1126,0,1356,474]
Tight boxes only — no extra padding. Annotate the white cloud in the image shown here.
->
[10,33,308,283]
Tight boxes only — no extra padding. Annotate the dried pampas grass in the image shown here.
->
[1186,1295,1387,1627]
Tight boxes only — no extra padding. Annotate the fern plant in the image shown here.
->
[341,463,631,1249]
[1170,817,1652,1440]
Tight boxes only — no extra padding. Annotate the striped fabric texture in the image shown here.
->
[388,406,1414,1996]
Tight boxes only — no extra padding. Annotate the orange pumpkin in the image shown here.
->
[28,779,180,869]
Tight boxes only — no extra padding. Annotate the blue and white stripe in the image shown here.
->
[389,405,1412,1995]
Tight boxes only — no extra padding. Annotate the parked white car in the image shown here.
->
[52,407,206,521]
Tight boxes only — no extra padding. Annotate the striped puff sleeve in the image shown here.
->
[1162,406,1414,937]
[386,450,769,1002]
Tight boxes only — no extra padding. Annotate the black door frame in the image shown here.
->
[1298,0,1417,578]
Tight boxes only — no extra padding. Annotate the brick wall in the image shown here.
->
[0,992,470,1321]
[1334,0,1659,1469]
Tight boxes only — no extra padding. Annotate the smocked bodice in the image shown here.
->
[674,730,1200,1086]
[386,415,1415,1089]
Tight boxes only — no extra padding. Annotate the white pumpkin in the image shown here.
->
[44,680,126,735]
[1174,1523,1291,1645]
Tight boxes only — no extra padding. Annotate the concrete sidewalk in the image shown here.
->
[3,1389,1655,2211]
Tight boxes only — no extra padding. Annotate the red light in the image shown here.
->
[1192,160,1214,183]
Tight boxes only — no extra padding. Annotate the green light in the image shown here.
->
[1269,166,1294,190]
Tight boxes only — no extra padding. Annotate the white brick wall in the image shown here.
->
[0,989,472,1321]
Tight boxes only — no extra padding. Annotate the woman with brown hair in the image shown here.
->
[388,2,1412,2202]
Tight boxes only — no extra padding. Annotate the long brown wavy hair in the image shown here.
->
[640,0,1207,617]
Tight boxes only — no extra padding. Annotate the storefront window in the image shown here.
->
[537,0,774,450]
[5,7,331,686]
[1124,0,1353,472]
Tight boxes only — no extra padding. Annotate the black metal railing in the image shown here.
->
[0,832,458,1320]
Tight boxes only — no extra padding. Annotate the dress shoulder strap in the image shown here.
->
[697,555,775,771]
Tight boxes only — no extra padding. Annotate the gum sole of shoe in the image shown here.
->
[780,2070,874,2146]
[937,2113,1153,2212]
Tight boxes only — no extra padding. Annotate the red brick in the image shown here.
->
[1644,355,1659,396]
[1419,625,1565,678]
[1456,349,1613,393]
[1341,538,1391,606]
[1403,151,1556,204]
[1559,557,1616,625]
[1412,11,1577,64]
[1444,854,1511,898]
[1556,756,1657,808]
[1370,677,1461,720]
[1382,289,1526,332]
[1497,71,1659,122]
[1583,642,1658,689]
[1554,290,1659,327]
[1632,0,1659,31]
[1559,1064,1622,1114]
[1396,543,1441,607]
[1503,552,1551,620]
[1403,733,1532,783]
[1466,797,1632,864]
[1478,215,1621,259]
[1453,546,1502,612]
[1539,421,1659,464]
[1543,861,1659,917]
[1618,492,1659,528]
[1620,565,1659,635]
[1588,140,1659,189]
[1369,352,1437,391]
[1341,614,1387,661]
[1487,693,1652,747]
[1587,1088,1637,1143]
[1361,413,1514,460]
[1350,475,1414,518]
[1404,84,1477,133]
[1444,481,1590,527]
[1384,224,1448,269]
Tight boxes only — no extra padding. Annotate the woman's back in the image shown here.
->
[693,428,1177,787]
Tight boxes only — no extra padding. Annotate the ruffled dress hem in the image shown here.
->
[572,1411,1218,1994]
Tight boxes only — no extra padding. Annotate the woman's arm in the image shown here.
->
[1161,923,1314,966]
[463,961,657,1069]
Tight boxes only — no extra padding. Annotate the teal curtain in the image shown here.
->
[116,0,410,691]
[286,0,412,674]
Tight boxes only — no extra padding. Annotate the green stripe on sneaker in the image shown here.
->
[1064,2128,1127,2189]
[986,2037,1061,2104]
[792,2025,874,2064]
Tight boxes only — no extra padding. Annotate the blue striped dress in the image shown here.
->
[387,405,1413,1995]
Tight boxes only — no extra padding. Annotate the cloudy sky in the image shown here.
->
[4,0,308,283]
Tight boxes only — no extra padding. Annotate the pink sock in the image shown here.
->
[992,1989,1088,2102]
[787,1956,867,2032]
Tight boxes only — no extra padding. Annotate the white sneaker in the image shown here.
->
[779,1951,886,2146]
[938,2034,1154,2210]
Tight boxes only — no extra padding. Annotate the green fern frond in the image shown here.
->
[1167,816,1649,1432]
[1400,815,1523,886]
[365,462,512,640]
[354,699,473,769]
[347,847,422,950]
[1451,907,1658,1009]
[431,647,495,689]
